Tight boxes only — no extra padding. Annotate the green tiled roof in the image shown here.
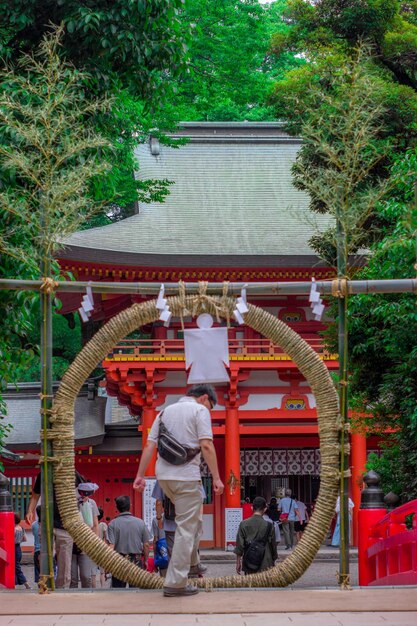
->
[61,123,331,266]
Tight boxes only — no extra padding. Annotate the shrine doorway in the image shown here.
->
[242,475,320,510]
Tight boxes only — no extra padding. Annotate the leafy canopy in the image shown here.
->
[0,0,189,98]
[167,0,302,121]
[270,0,417,498]
[275,44,398,267]
[0,27,113,441]
[0,26,113,273]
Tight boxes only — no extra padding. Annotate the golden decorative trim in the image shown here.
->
[105,354,339,363]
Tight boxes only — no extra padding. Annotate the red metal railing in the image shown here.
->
[106,336,332,359]
[360,500,417,586]
[0,510,15,589]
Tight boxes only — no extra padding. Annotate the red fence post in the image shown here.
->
[358,470,387,586]
[0,472,15,589]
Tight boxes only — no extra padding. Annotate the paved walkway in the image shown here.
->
[1,587,417,626]
[4,547,416,625]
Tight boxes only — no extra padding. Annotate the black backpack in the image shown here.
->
[163,496,176,521]
[242,522,272,573]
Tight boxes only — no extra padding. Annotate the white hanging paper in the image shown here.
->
[78,307,89,323]
[309,279,324,321]
[156,284,166,311]
[78,282,95,323]
[86,284,94,308]
[313,302,325,320]
[184,314,230,383]
[233,309,244,325]
[81,294,94,312]
[233,286,249,324]
[236,298,249,314]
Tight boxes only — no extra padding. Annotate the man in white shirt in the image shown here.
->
[134,384,224,597]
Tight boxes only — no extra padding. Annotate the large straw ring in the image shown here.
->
[52,295,340,588]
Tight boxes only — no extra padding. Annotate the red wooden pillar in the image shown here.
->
[351,431,367,546]
[142,406,157,476]
[0,474,15,589]
[225,405,241,508]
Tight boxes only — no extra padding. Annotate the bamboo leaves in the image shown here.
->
[0,25,113,275]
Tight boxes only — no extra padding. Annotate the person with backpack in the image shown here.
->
[278,489,301,550]
[235,496,277,575]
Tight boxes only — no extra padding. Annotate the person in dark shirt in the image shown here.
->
[235,496,277,575]
[14,512,30,589]
[266,497,280,522]
[25,470,84,588]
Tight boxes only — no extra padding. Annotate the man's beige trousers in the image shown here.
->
[159,479,202,589]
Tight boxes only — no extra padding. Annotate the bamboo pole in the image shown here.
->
[39,238,55,590]
[336,217,350,587]
[2,278,417,295]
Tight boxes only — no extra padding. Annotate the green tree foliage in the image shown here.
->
[348,153,417,498]
[13,305,82,383]
[0,3,189,403]
[0,1,189,222]
[274,45,397,267]
[270,0,417,498]
[0,27,112,272]
[0,28,112,436]
[0,0,188,97]
[168,0,301,121]
[271,1,417,146]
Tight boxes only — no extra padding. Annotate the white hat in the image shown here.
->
[77,482,99,494]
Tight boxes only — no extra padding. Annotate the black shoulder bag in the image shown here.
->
[157,411,201,466]
[242,521,272,573]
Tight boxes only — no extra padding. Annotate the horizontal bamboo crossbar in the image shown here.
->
[2,278,417,295]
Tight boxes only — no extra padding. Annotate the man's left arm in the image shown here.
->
[107,522,115,550]
[91,500,100,535]
[200,439,224,495]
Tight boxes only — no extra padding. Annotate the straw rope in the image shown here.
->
[51,295,340,589]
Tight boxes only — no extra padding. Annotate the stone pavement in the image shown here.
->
[3,547,416,626]
[1,588,417,626]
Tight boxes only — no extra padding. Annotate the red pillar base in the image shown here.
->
[0,510,15,589]
[351,432,367,546]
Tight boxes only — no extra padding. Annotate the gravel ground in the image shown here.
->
[18,555,358,591]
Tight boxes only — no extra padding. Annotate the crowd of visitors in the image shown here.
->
[17,479,343,587]
[16,383,346,590]
[20,384,223,594]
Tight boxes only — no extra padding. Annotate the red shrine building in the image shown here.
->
[3,122,373,547]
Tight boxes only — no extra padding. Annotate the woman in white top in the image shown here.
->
[331,495,354,547]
